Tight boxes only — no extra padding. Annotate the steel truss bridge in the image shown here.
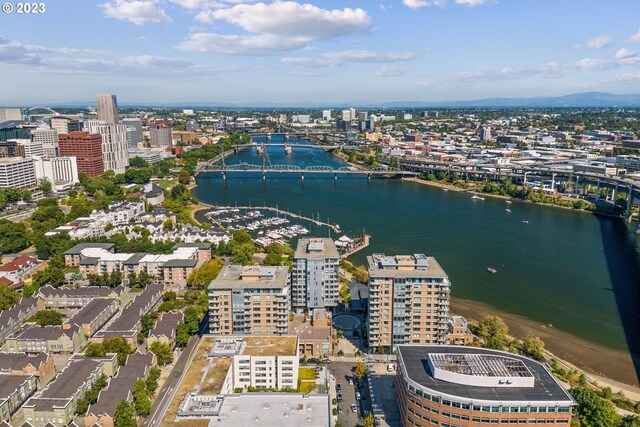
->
[200,162,416,177]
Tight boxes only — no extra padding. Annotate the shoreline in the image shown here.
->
[450,296,639,388]
[402,176,602,214]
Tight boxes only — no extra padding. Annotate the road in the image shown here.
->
[329,361,366,427]
[143,314,207,426]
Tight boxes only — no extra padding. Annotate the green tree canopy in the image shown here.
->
[0,283,20,310]
[0,220,30,254]
[114,400,136,427]
[29,310,63,326]
[149,341,173,366]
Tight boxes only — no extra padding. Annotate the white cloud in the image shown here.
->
[282,50,415,67]
[613,72,640,82]
[614,48,636,59]
[375,66,410,77]
[181,1,371,55]
[402,0,445,8]
[575,35,613,49]
[629,28,640,42]
[101,0,172,26]
[455,0,492,5]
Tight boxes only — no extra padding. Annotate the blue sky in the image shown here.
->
[1,0,639,104]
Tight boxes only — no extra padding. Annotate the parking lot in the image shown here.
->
[329,361,369,427]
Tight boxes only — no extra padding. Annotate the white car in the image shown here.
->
[356,392,361,400]
[350,404,358,413]
[387,364,395,372]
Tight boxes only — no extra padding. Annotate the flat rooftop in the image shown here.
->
[205,393,329,427]
[241,336,298,357]
[294,238,339,259]
[209,264,289,290]
[397,345,574,404]
[367,253,448,279]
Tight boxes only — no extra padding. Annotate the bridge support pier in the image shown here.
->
[574,176,580,195]
[613,184,618,201]
[222,171,226,182]
[524,172,529,185]
[551,173,556,190]
[625,190,633,222]
[595,180,600,201]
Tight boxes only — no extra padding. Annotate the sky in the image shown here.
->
[1,0,640,105]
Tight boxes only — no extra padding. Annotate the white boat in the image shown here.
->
[505,209,511,213]
[442,188,449,192]
[506,200,512,204]
[522,220,529,224]
[487,267,497,274]
[471,195,485,201]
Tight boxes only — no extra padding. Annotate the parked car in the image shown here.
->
[337,394,343,403]
[348,377,354,385]
[387,364,395,372]
[356,392,361,400]
[338,406,343,414]
[351,404,358,413]
[307,358,319,364]
[336,384,342,393]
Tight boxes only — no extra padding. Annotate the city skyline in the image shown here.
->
[0,0,639,104]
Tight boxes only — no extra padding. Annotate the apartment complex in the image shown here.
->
[85,352,155,427]
[50,116,83,134]
[0,297,40,346]
[23,354,117,427]
[292,238,339,310]
[396,345,574,427]
[66,298,119,338]
[367,254,450,350]
[209,265,290,336]
[0,157,36,189]
[58,132,104,177]
[208,336,299,391]
[87,123,128,175]
[289,309,332,357]
[150,124,172,147]
[0,352,55,383]
[38,285,124,310]
[4,323,86,354]
[147,311,183,348]
[0,374,38,423]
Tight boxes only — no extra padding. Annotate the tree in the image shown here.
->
[187,258,223,288]
[620,416,640,427]
[571,387,621,427]
[39,178,53,195]
[178,170,191,185]
[521,335,545,361]
[114,400,136,427]
[0,220,30,254]
[133,378,152,416]
[354,362,367,380]
[163,218,174,231]
[176,322,190,347]
[129,157,149,168]
[29,310,63,326]
[85,337,133,366]
[338,284,351,306]
[475,315,509,350]
[146,367,161,395]
[0,283,20,310]
[184,306,199,334]
[363,413,375,427]
[149,341,173,366]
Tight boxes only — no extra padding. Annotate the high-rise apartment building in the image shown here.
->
[209,265,290,336]
[150,124,172,147]
[122,118,143,149]
[367,253,450,350]
[322,110,332,122]
[96,94,119,124]
[292,238,339,311]
[0,157,36,189]
[341,109,352,121]
[481,126,492,142]
[358,111,368,122]
[59,132,104,177]
[0,140,25,158]
[0,108,22,123]
[50,117,83,134]
[31,128,59,157]
[32,156,79,192]
[88,122,128,174]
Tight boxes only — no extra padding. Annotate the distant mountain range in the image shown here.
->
[24,91,640,109]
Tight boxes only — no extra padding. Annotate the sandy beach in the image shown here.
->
[451,296,639,387]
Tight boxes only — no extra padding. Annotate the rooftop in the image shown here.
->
[294,238,339,259]
[209,264,289,290]
[0,374,35,400]
[397,345,574,404]
[241,336,298,357]
[66,298,118,327]
[0,352,48,372]
[367,253,448,279]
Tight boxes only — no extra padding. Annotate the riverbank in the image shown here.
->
[403,176,603,214]
[450,296,639,387]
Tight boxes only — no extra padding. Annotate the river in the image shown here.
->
[193,135,640,385]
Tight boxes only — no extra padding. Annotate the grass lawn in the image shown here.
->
[157,178,177,190]
[300,381,317,394]
[299,367,317,381]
